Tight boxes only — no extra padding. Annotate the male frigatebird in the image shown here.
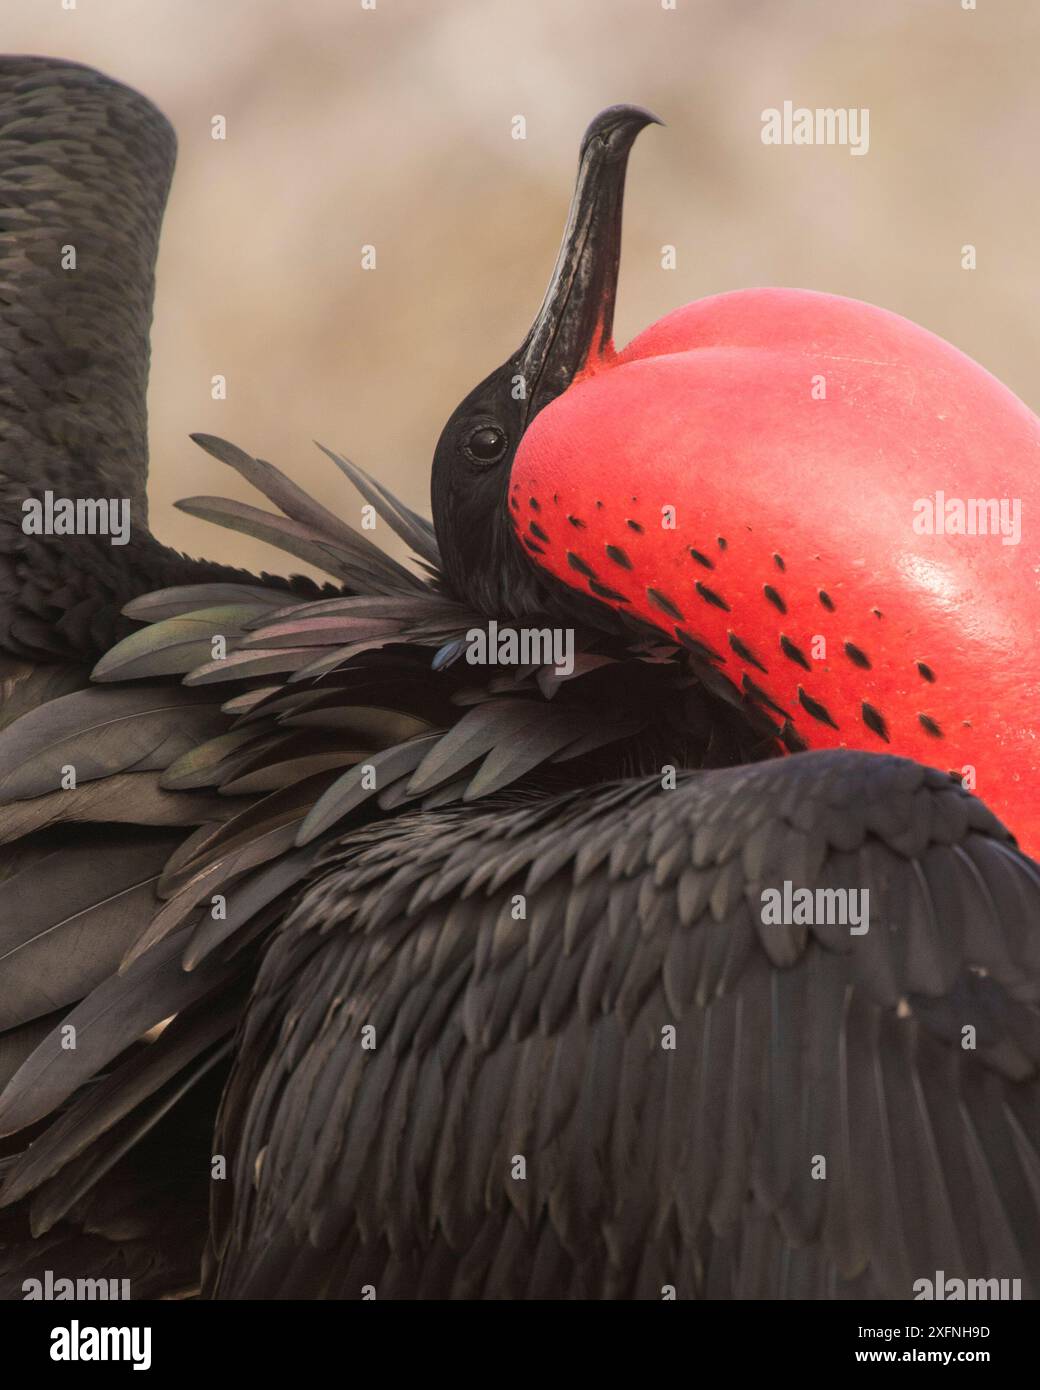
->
[0,60,1038,1300]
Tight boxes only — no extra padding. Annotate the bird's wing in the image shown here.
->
[0,463,472,1300]
[0,1045,230,1301]
[0,59,257,1295]
[206,748,1040,1299]
[0,409,565,1300]
[0,60,449,1293]
[0,57,172,662]
[0,61,328,669]
[0,56,169,519]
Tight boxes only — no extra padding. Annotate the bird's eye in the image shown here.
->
[463,424,508,464]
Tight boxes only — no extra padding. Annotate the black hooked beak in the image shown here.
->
[514,104,662,424]
[429,104,661,619]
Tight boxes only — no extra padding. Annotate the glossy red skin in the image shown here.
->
[510,288,1040,856]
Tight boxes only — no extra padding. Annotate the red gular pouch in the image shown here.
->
[510,286,1040,856]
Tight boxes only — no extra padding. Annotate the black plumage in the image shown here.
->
[203,757,1040,1298]
[0,58,1037,1303]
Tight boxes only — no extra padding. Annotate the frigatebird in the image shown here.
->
[0,57,1039,1301]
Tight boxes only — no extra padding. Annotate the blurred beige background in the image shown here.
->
[5,0,1039,576]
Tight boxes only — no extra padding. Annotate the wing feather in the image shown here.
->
[204,748,1040,1297]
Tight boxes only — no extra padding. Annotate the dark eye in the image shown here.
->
[463,424,508,464]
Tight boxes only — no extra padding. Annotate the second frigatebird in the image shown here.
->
[0,65,1038,1300]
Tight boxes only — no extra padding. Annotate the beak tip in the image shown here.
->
[582,104,663,159]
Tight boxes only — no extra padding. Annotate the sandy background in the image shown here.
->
[4,0,1038,575]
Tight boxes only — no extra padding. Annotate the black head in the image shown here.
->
[431,105,661,617]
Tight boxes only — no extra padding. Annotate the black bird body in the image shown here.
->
[209,757,1040,1299]
[0,59,1038,1302]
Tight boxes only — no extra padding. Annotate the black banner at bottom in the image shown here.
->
[1,1298,1031,1377]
